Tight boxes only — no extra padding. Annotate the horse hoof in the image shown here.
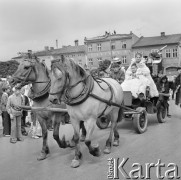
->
[71,159,80,168]
[37,153,47,161]
[113,139,119,146]
[91,144,101,157]
[80,135,86,142]
[103,147,111,154]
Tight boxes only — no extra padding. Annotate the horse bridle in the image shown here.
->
[49,62,86,96]
[21,59,50,85]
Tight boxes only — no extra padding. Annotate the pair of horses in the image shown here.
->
[11,55,124,168]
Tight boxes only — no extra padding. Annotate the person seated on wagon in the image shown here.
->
[156,75,171,117]
[110,62,125,84]
[122,52,159,99]
[121,63,150,98]
[98,59,111,78]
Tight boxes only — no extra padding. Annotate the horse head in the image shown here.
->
[49,56,85,104]
[10,54,49,89]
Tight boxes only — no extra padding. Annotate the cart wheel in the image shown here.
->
[133,107,148,134]
[157,106,167,123]
[96,115,111,129]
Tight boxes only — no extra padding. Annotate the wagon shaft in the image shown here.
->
[19,105,68,112]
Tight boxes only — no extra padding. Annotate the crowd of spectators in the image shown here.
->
[0,76,42,143]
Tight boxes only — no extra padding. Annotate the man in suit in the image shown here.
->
[20,87,29,136]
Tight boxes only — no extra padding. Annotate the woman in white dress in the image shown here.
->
[122,53,159,98]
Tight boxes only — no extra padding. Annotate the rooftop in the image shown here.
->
[51,45,86,55]
[132,33,181,48]
[84,32,133,43]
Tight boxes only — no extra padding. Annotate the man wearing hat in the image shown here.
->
[110,62,125,84]
[6,84,25,143]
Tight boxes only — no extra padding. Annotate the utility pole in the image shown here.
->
[56,39,58,49]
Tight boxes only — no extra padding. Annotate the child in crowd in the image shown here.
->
[6,84,25,143]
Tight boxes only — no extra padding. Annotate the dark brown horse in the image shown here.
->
[10,55,84,160]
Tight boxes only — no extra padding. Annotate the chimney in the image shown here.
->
[75,40,79,46]
[50,47,54,51]
[56,39,58,49]
[27,50,32,54]
[161,32,165,37]
[130,31,133,34]
[44,46,49,51]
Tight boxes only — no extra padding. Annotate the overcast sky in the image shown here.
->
[0,0,181,60]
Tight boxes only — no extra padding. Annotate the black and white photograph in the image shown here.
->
[0,0,181,179]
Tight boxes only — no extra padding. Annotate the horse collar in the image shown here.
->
[62,75,94,106]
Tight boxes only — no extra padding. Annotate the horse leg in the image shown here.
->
[84,118,101,157]
[37,116,50,161]
[104,109,119,154]
[70,119,82,168]
[113,108,123,146]
[80,121,86,142]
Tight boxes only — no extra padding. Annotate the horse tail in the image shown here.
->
[117,106,124,122]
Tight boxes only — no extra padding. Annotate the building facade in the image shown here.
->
[132,32,181,75]
[13,41,87,70]
[51,40,86,68]
[84,31,139,68]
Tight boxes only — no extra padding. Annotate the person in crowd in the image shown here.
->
[156,75,171,117]
[20,87,29,136]
[171,75,177,100]
[125,52,159,98]
[110,62,125,84]
[6,84,25,143]
[175,68,181,107]
[1,86,11,136]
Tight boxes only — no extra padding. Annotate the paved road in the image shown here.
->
[0,100,181,180]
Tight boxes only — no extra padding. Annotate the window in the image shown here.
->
[97,44,101,51]
[122,56,127,64]
[122,41,126,49]
[166,49,171,58]
[97,57,102,63]
[88,45,92,52]
[111,42,116,50]
[78,60,82,66]
[173,49,178,57]
[151,49,158,53]
[88,58,93,66]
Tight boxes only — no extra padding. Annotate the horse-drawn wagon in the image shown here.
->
[96,89,168,133]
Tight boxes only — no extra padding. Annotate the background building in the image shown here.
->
[51,40,86,68]
[84,31,139,68]
[132,32,181,75]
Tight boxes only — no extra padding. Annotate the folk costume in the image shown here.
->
[122,58,159,98]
